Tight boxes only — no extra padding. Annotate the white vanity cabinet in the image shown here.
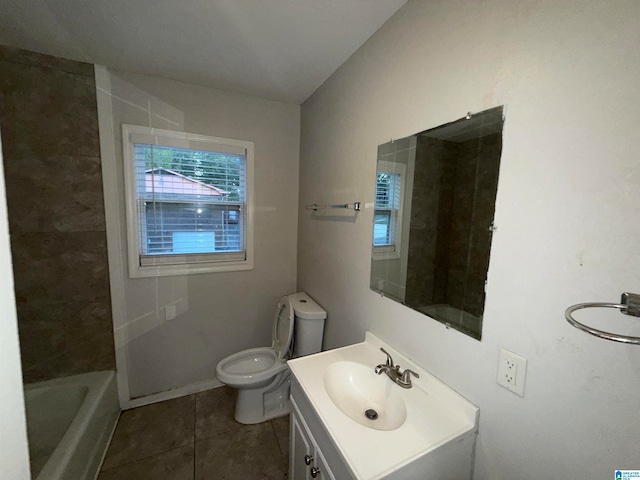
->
[289,379,354,480]
[290,400,334,480]
[287,333,479,480]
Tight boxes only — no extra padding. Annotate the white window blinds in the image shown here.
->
[123,125,254,276]
[374,170,402,247]
[135,142,246,265]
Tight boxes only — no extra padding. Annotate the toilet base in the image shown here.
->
[234,369,292,424]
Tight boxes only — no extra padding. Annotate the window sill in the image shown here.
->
[372,247,401,261]
[129,257,254,278]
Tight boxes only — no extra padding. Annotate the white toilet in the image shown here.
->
[215,292,326,424]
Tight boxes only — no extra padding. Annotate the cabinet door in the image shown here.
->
[290,411,312,480]
[311,446,336,480]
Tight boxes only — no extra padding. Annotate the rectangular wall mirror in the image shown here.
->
[370,106,504,340]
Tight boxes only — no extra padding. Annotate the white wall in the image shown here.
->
[0,131,30,479]
[97,68,300,403]
[298,1,640,478]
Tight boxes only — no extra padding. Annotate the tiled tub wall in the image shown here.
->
[406,132,501,317]
[0,45,115,382]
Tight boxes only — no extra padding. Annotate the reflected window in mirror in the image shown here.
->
[370,107,504,340]
[373,164,404,256]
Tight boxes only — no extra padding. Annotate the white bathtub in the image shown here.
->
[24,371,120,480]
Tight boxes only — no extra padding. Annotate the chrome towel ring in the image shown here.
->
[565,292,640,344]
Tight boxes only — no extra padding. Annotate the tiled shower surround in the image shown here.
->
[405,132,501,318]
[0,45,115,382]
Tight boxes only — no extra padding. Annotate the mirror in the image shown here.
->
[370,107,504,340]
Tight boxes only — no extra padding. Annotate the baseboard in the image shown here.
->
[121,378,224,410]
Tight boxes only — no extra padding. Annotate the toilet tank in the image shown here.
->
[289,292,326,358]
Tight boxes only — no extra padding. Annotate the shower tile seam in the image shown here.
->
[0,148,102,158]
[193,396,197,480]
[0,57,94,77]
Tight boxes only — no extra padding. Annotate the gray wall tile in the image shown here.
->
[0,58,100,157]
[0,44,114,383]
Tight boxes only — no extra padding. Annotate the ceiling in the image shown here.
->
[0,0,406,104]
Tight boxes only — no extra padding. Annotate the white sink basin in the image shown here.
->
[323,361,407,430]
[288,332,480,480]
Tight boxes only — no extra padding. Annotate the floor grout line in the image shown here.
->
[100,443,196,473]
[99,388,290,479]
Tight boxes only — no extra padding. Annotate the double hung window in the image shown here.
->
[373,161,405,259]
[123,125,254,277]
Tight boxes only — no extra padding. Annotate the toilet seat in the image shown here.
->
[214,292,326,424]
[215,347,288,388]
[215,296,294,389]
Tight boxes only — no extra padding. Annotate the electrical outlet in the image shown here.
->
[164,304,177,321]
[497,348,527,396]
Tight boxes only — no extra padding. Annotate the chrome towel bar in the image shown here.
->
[305,202,361,211]
[565,292,640,344]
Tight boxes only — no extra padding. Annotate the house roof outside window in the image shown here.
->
[144,167,228,201]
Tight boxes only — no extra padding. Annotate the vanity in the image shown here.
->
[287,333,479,479]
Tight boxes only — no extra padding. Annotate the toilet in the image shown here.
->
[215,292,326,424]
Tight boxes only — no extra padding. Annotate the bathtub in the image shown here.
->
[24,371,120,480]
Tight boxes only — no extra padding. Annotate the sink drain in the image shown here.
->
[364,409,378,420]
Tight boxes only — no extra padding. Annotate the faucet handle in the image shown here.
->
[400,369,420,385]
[380,347,394,367]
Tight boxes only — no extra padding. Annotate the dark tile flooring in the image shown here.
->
[98,386,289,480]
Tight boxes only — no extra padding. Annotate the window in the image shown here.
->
[123,125,253,277]
[373,161,405,259]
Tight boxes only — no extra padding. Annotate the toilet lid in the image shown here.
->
[272,296,294,360]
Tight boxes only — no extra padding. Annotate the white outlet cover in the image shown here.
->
[497,347,527,396]
[165,304,177,321]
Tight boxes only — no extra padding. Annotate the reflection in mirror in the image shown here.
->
[370,107,504,340]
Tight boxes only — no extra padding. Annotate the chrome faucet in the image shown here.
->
[374,347,420,389]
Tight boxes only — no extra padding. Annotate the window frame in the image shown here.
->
[123,124,254,278]
[372,160,406,261]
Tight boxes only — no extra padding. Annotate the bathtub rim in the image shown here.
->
[24,370,119,480]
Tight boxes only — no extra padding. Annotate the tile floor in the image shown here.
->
[98,386,290,480]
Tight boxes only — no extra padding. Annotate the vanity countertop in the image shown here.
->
[288,332,479,480]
